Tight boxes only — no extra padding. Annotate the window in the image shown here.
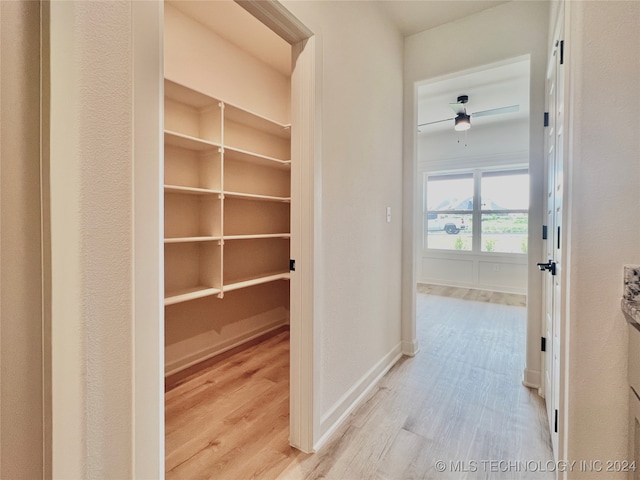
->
[480,170,529,253]
[424,169,529,254]
[424,173,473,251]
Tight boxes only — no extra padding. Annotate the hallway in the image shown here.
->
[282,285,553,479]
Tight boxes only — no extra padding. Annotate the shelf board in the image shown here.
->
[165,184,221,196]
[224,273,290,293]
[165,130,221,152]
[224,103,291,140]
[224,191,291,203]
[165,286,221,306]
[165,236,221,244]
[224,146,290,169]
[223,234,290,240]
[165,79,220,110]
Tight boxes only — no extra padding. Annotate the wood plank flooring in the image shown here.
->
[165,331,298,479]
[165,286,552,479]
[417,283,527,307]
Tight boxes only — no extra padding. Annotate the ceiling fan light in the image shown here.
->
[455,113,471,131]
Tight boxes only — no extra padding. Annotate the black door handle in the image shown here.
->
[537,260,556,276]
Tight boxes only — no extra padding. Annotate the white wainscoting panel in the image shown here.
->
[420,253,527,294]
[421,256,474,284]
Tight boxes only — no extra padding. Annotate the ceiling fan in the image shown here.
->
[418,95,519,132]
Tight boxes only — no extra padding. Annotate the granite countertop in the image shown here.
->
[623,265,640,330]
[622,299,640,330]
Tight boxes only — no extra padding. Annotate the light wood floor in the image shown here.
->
[165,286,552,479]
[417,283,527,307]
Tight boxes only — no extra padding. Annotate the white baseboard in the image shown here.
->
[315,343,403,451]
[522,367,541,390]
[402,339,420,357]
[165,320,288,377]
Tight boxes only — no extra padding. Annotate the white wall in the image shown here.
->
[50,2,135,477]
[164,3,291,124]
[419,119,529,168]
[563,1,640,473]
[403,0,549,387]
[281,0,404,443]
[0,2,45,477]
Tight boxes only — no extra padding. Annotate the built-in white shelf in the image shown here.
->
[165,79,221,110]
[164,130,222,152]
[164,236,222,244]
[164,77,290,307]
[223,272,290,293]
[165,286,221,306]
[224,146,290,167]
[164,185,221,196]
[224,103,290,140]
[223,234,290,241]
[224,191,290,203]
[166,272,290,304]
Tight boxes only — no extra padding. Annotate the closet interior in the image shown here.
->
[163,0,292,438]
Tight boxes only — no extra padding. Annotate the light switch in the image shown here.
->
[386,207,392,223]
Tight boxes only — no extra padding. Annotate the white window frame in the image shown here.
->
[424,167,529,255]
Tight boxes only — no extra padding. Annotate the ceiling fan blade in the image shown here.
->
[417,117,454,128]
[448,103,466,116]
[471,105,519,118]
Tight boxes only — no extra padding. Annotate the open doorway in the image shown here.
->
[413,54,555,444]
[160,1,316,476]
[411,59,555,464]
[416,58,531,294]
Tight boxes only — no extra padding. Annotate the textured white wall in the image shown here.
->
[403,0,549,387]
[281,0,404,435]
[564,1,640,472]
[50,1,134,477]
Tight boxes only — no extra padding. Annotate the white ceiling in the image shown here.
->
[417,59,530,134]
[376,0,510,37]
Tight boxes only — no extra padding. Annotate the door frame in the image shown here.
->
[131,1,319,476]
[235,0,318,453]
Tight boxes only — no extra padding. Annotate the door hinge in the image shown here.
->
[542,225,548,240]
[554,409,559,433]
[541,337,547,352]
[289,259,296,272]
[560,40,565,65]
[544,112,549,127]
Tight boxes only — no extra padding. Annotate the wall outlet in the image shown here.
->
[493,264,500,272]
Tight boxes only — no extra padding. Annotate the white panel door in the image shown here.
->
[541,24,565,459]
